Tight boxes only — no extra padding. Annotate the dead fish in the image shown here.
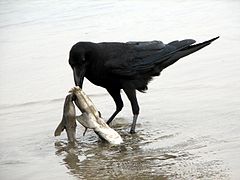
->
[70,86,123,145]
[54,94,77,143]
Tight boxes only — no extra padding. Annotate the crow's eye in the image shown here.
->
[82,56,86,61]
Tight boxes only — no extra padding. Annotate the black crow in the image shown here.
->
[69,36,219,133]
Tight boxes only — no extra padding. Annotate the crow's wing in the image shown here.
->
[104,39,196,76]
[126,40,165,50]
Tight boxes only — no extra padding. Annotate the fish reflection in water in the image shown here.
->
[54,122,228,179]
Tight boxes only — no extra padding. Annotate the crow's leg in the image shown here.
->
[123,88,139,134]
[106,88,123,125]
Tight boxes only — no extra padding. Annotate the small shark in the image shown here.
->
[54,94,77,143]
[70,86,123,145]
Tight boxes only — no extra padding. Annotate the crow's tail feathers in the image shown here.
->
[161,36,219,69]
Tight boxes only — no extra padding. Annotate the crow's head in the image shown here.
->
[69,42,93,88]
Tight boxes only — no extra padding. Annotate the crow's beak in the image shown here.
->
[73,66,85,88]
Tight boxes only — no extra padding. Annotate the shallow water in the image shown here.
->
[1,0,240,179]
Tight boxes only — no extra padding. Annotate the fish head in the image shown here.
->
[69,87,90,112]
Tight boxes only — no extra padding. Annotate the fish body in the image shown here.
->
[54,94,77,143]
[71,86,123,145]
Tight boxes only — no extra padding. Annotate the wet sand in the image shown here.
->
[0,0,240,179]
